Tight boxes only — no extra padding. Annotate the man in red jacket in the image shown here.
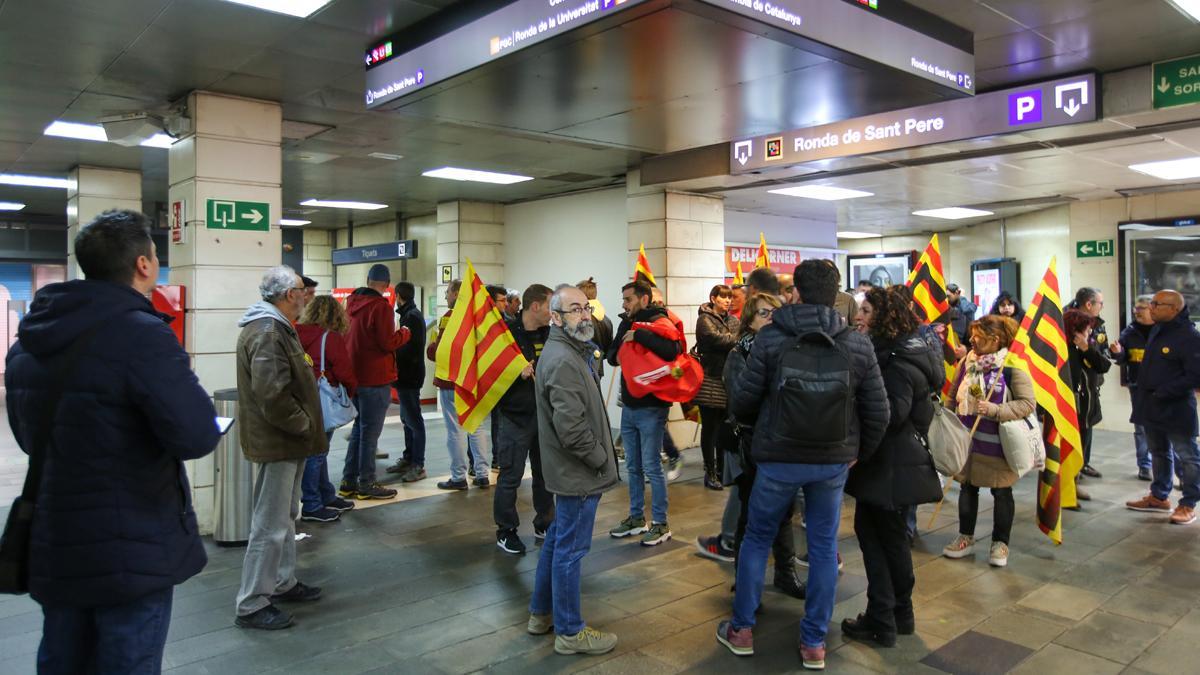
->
[338,264,410,500]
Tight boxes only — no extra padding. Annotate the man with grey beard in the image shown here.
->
[527,285,620,655]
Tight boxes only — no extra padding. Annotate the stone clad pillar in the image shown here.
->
[626,169,725,448]
[435,201,504,314]
[167,91,282,533]
[65,166,142,280]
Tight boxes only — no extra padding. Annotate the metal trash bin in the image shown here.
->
[212,388,255,546]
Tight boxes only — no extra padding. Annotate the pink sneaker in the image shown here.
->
[716,621,753,656]
[801,644,826,670]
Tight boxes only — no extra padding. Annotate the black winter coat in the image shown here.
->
[496,313,549,419]
[5,280,219,607]
[1068,340,1110,428]
[1117,322,1153,417]
[846,333,945,509]
[693,303,739,408]
[393,302,426,389]
[730,304,889,465]
[1132,308,1200,437]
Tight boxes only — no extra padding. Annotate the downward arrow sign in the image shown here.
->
[1063,99,1081,117]
[246,209,263,225]
[1158,77,1172,94]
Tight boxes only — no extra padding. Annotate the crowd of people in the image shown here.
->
[7,209,1200,672]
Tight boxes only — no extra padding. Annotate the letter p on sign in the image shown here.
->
[1008,90,1042,125]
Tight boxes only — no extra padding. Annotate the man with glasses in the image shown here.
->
[528,285,620,655]
[1118,296,1174,481]
[1070,287,1121,481]
[235,265,328,630]
[1126,290,1200,525]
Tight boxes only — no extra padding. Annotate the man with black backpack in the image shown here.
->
[717,260,888,668]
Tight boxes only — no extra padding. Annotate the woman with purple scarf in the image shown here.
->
[942,315,1036,568]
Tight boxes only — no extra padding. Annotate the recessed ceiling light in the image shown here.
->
[912,207,994,220]
[1129,157,1200,180]
[422,167,533,185]
[279,219,311,226]
[837,231,883,239]
[0,173,74,189]
[300,199,388,210]
[140,134,175,148]
[0,202,25,211]
[368,152,404,161]
[220,0,332,18]
[1165,0,1200,22]
[768,186,874,201]
[44,121,108,142]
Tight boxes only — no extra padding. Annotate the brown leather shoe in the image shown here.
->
[1126,494,1172,513]
[1170,505,1196,525]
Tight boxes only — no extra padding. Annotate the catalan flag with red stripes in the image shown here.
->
[1005,257,1082,544]
[733,261,744,286]
[435,259,529,433]
[755,232,769,269]
[634,243,656,285]
[905,234,958,394]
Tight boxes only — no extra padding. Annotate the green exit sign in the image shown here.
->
[206,199,270,232]
[1076,239,1114,259]
[1153,53,1200,109]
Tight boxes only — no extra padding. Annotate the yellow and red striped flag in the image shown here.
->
[755,232,769,269]
[1005,257,1082,544]
[733,261,744,285]
[634,243,656,285]
[435,259,529,433]
[906,234,958,393]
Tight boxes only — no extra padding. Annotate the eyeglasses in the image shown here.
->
[1135,305,1151,311]
[556,305,594,317]
[1150,301,1177,308]
[755,308,774,319]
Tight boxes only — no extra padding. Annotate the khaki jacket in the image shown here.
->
[235,304,328,463]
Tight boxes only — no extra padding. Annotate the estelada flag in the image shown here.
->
[755,232,769,269]
[906,234,958,394]
[634,243,656,285]
[618,319,703,402]
[733,261,744,285]
[1005,257,1083,544]
[435,259,529,433]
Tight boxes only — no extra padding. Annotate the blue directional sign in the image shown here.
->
[331,240,418,266]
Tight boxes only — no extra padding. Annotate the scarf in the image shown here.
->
[956,348,1008,416]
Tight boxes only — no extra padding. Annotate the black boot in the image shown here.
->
[772,565,806,599]
[704,469,723,490]
[841,613,897,648]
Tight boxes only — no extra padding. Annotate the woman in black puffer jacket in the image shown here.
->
[693,284,740,489]
[842,286,945,648]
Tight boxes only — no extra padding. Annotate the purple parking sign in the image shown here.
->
[1008,90,1043,125]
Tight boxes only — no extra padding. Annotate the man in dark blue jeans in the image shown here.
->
[386,281,428,483]
[719,260,888,669]
[5,210,221,673]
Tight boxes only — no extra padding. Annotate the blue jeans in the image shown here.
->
[621,406,670,524]
[1136,424,1182,478]
[38,587,173,674]
[733,461,849,648]
[529,494,601,636]
[395,386,426,467]
[1147,428,1200,508]
[301,430,337,512]
[342,385,391,488]
[440,387,491,481]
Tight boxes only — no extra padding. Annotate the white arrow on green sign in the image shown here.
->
[206,199,270,232]
[1153,53,1200,109]
[1076,239,1114,258]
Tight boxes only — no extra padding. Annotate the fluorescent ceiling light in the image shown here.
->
[0,174,74,189]
[278,219,311,226]
[0,202,25,211]
[368,152,404,161]
[912,207,994,220]
[1165,0,1200,22]
[220,0,332,18]
[300,199,388,210]
[1129,157,1200,180]
[769,185,874,201]
[837,231,883,239]
[140,133,175,148]
[44,121,108,142]
[422,167,533,185]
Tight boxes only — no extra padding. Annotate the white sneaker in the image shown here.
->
[942,534,975,559]
[988,541,1009,567]
[666,456,683,482]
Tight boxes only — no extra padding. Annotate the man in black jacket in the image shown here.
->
[606,280,682,546]
[717,260,888,665]
[5,210,221,672]
[1117,295,1179,481]
[387,281,428,482]
[1126,290,1200,526]
[1070,286,1121,479]
[494,284,555,554]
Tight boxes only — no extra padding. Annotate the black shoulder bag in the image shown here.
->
[0,323,103,594]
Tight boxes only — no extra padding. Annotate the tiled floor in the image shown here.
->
[0,410,1197,674]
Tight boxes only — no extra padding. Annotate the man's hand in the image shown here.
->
[622,331,635,343]
[521,363,535,380]
[1109,340,1123,355]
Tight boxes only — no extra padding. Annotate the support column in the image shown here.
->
[168,91,282,533]
[626,169,725,449]
[435,201,504,314]
[65,167,142,280]
[302,229,333,291]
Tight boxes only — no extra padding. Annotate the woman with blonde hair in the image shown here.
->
[295,295,358,523]
[943,315,1035,568]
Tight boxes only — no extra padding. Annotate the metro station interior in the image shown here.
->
[3,0,1200,673]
